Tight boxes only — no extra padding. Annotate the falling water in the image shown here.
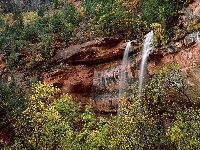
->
[138,31,154,102]
[118,41,132,117]
[119,41,132,99]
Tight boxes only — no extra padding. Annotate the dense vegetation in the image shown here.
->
[0,0,195,70]
[0,0,200,149]
[1,63,199,149]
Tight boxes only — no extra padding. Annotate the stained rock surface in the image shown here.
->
[43,38,139,111]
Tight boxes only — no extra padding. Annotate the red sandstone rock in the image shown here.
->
[148,43,200,74]
[189,0,200,16]
[44,38,132,110]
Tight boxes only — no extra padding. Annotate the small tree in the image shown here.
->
[0,78,25,129]
[13,81,75,150]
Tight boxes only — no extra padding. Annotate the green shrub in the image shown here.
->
[0,78,26,129]
[1,138,25,150]
[54,94,82,129]
[70,104,110,150]
[82,0,140,39]
[108,97,174,150]
[22,24,40,43]
[135,62,191,149]
[37,7,45,17]
[108,98,142,149]
[167,108,200,150]
[7,50,19,70]
[0,19,26,52]
[62,3,82,25]
[139,0,190,43]
[140,0,175,25]
[143,62,189,116]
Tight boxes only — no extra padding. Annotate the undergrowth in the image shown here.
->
[0,63,199,149]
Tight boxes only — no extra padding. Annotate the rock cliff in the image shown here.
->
[43,38,140,111]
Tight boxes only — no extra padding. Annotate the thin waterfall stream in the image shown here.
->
[138,31,154,103]
[137,31,154,149]
[118,41,132,117]
[119,41,132,99]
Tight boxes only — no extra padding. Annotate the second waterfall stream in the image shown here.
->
[138,31,154,102]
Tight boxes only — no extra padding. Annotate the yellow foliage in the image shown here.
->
[25,54,45,67]
[79,7,86,16]
[13,82,74,149]
[22,12,38,25]
[34,54,44,62]
[0,13,15,26]
[25,55,33,62]
[30,81,60,103]
[166,108,200,149]
[187,16,200,32]
[117,0,139,11]
[150,23,164,46]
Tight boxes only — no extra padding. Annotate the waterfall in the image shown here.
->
[138,31,154,102]
[118,31,153,117]
[118,41,132,117]
[119,41,132,99]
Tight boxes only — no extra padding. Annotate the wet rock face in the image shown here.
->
[43,37,139,111]
[43,38,125,109]
[91,59,136,111]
